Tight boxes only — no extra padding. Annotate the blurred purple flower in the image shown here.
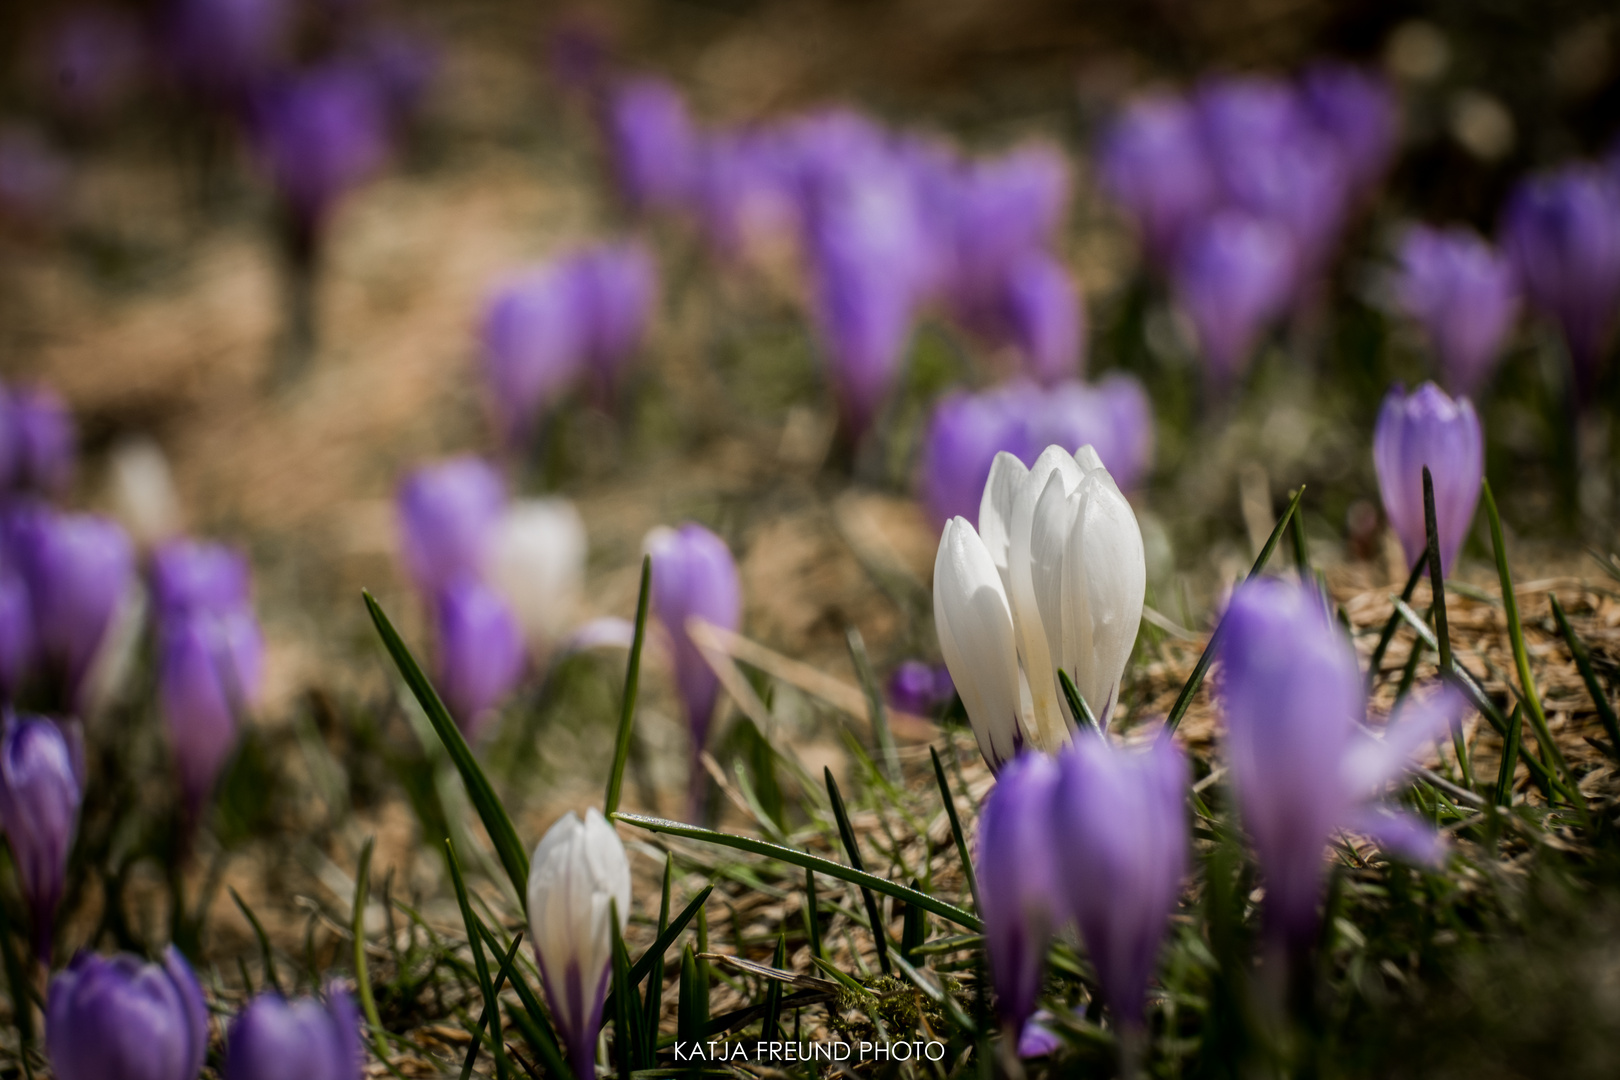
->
[1053,732,1188,1030]
[574,241,658,399]
[47,946,210,1080]
[164,0,291,102]
[1392,225,1519,396]
[1094,373,1156,492]
[1002,253,1085,385]
[347,23,439,122]
[886,660,954,716]
[1017,1012,1062,1058]
[645,522,742,815]
[1098,95,1216,268]
[396,457,506,597]
[976,751,1061,1032]
[1500,165,1620,390]
[153,538,253,615]
[225,985,362,1080]
[546,18,612,97]
[433,579,525,740]
[41,7,146,118]
[693,130,802,262]
[480,265,588,445]
[0,716,83,959]
[11,510,134,710]
[1300,63,1399,200]
[606,77,697,214]
[1219,578,1461,952]
[0,126,70,224]
[0,565,34,701]
[944,144,1069,318]
[1172,211,1296,385]
[2,385,76,496]
[919,387,1031,529]
[1372,382,1483,576]
[251,63,391,229]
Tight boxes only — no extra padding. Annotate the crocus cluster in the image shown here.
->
[396,457,588,737]
[152,539,266,820]
[1372,382,1483,576]
[919,375,1153,528]
[644,522,742,818]
[933,444,1146,770]
[224,985,363,1080]
[600,81,1087,435]
[978,735,1188,1037]
[0,715,84,959]
[1098,65,1397,383]
[1219,578,1462,954]
[527,808,631,1080]
[47,946,210,1080]
[481,241,659,447]
[1390,225,1520,396]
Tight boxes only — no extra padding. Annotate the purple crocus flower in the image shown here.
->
[11,510,134,711]
[396,457,506,597]
[1299,63,1399,200]
[1002,253,1085,385]
[480,266,587,445]
[1219,578,1461,953]
[250,63,391,231]
[1093,373,1156,492]
[605,77,697,214]
[433,580,525,740]
[692,130,801,263]
[0,126,70,224]
[944,144,1070,320]
[919,388,1030,529]
[153,540,264,818]
[224,985,363,1080]
[1172,211,1296,386]
[1097,95,1217,269]
[347,23,439,122]
[976,751,1061,1033]
[164,0,291,102]
[1372,382,1483,576]
[1393,225,1520,396]
[2,385,76,496]
[0,716,84,960]
[0,566,34,701]
[1053,732,1187,1030]
[41,7,146,119]
[1499,165,1620,390]
[47,946,210,1080]
[886,660,954,716]
[645,523,742,816]
[574,241,658,400]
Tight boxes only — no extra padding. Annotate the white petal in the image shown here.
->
[1007,446,1083,750]
[1029,471,1081,726]
[934,518,1026,770]
[978,452,1028,591]
[1060,468,1145,729]
[489,499,588,654]
[1073,444,1104,473]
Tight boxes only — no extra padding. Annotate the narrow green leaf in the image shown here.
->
[462,934,524,1080]
[1493,705,1522,808]
[230,887,280,993]
[1166,485,1304,732]
[504,1000,574,1080]
[1421,467,1456,676]
[1288,488,1310,579]
[803,866,823,960]
[606,557,652,816]
[930,746,979,913]
[1549,593,1620,760]
[900,879,926,963]
[364,592,530,906]
[603,884,715,1022]
[809,956,869,997]
[350,838,391,1066]
[641,858,672,1053]
[824,768,891,975]
[445,838,510,1080]
[846,628,900,783]
[613,812,980,930]
[610,901,643,1077]
[1057,669,1100,733]
[677,946,709,1045]
[1367,553,1429,690]
[762,932,787,1040]
[478,922,575,1080]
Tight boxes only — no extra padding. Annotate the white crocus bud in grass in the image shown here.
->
[487,499,587,659]
[527,808,631,1080]
[934,517,1029,771]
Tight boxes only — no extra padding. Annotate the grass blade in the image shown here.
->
[824,767,892,974]
[446,838,510,1080]
[1058,669,1100,733]
[230,886,280,993]
[1166,485,1304,732]
[1549,593,1620,760]
[364,591,530,906]
[803,866,824,960]
[478,922,574,1080]
[930,746,979,912]
[613,812,980,931]
[1367,553,1429,690]
[462,934,525,1080]
[610,901,645,1076]
[602,883,715,1022]
[1421,467,1455,675]
[846,628,900,784]
[641,857,672,1050]
[900,879,926,962]
[1493,704,1522,807]
[606,557,652,816]
[350,838,391,1066]
[762,931,787,1039]
[677,946,709,1045]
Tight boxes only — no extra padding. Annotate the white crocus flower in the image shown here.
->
[527,808,632,1080]
[487,499,587,659]
[939,444,1146,767]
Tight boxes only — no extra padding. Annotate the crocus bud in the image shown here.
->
[13,510,135,711]
[886,660,954,716]
[480,266,588,446]
[251,63,391,232]
[1372,382,1483,576]
[224,985,362,1080]
[933,517,1028,771]
[1220,579,1461,952]
[975,751,1061,1033]
[3,385,76,496]
[47,945,210,1080]
[1053,732,1187,1031]
[1002,253,1085,385]
[574,241,658,400]
[1392,225,1519,396]
[943,144,1070,323]
[397,457,506,597]
[527,808,631,1080]
[434,579,525,740]
[1299,63,1399,200]
[0,716,83,959]
[1097,95,1216,268]
[1499,165,1620,390]
[919,388,1031,530]
[606,78,697,214]
[486,498,587,658]
[1172,211,1295,385]
[645,523,742,811]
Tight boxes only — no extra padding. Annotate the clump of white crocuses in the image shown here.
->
[934,444,1146,771]
[527,808,632,1080]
